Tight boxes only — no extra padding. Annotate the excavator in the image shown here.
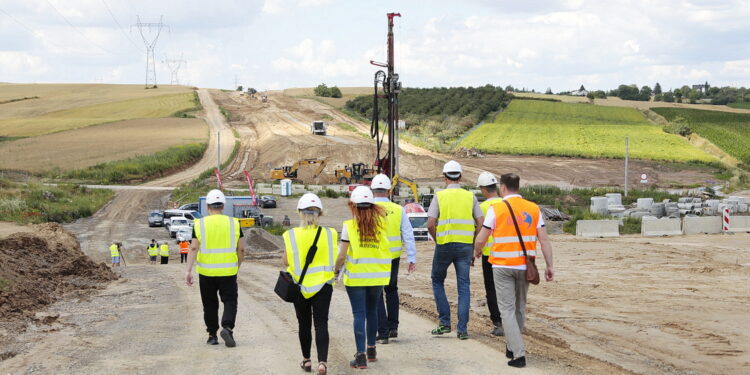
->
[391,174,419,203]
[335,163,376,185]
[270,159,328,182]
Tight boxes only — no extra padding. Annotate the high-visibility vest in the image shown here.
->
[194,215,241,277]
[148,244,158,256]
[479,197,503,256]
[489,197,541,267]
[283,226,338,299]
[179,242,189,254]
[343,219,391,287]
[110,244,119,257]
[374,201,403,259]
[435,188,476,245]
[159,244,170,257]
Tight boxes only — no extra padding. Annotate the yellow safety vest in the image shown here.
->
[148,244,158,256]
[374,201,403,259]
[283,226,338,299]
[479,197,503,256]
[194,215,241,277]
[343,219,391,287]
[435,188,476,245]
[110,244,119,257]
[159,244,170,257]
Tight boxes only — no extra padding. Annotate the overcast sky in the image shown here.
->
[1,0,749,92]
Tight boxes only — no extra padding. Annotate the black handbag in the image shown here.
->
[274,226,323,302]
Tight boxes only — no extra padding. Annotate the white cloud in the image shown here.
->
[0,52,48,77]
[623,40,640,53]
[299,0,334,6]
[262,0,286,14]
[271,39,360,78]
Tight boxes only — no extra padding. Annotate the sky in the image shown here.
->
[0,0,749,92]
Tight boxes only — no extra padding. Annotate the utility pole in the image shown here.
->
[133,16,168,88]
[624,136,629,197]
[162,53,186,85]
[217,130,221,173]
[234,75,240,90]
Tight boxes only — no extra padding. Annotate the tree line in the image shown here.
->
[608,82,750,105]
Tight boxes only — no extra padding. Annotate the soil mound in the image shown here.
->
[244,228,283,260]
[0,223,117,321]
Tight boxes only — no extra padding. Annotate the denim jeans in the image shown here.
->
[346,285,384,353]
[431,242,472,333]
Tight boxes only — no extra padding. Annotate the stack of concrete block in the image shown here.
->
[606,193,626,218]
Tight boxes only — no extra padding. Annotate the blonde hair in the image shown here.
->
[347,201,385,242]
[298,208,322,228]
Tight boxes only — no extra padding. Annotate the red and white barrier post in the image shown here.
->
[722,207,731,233]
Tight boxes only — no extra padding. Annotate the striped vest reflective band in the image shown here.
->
[179,242,189,254]
[194,215,241,277]
[283,226,338,299]
[479,197,503,256]
[159,244,170,257]
[374,201,403,259]
[435,188,476,245]
[343,219,391,287]
[489,197,540,267]
[148,244,158,256]
[110,244,119,257]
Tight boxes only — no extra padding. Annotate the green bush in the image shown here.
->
[0,183,113,224]
[264,224,287,236]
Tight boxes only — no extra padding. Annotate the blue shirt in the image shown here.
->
[374,197,417,264]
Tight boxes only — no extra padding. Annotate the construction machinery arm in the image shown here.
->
[391,174,418,202]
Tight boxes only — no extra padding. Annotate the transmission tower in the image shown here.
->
[163,53,186,85]
[133,15,168,88]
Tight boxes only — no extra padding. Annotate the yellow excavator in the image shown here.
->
[270,159,328,182]
[335,163,376,185]
[391,174,419,203]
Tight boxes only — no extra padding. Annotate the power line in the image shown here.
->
[0,5,67,50]
[101,0,141,52]
[43,0,119,55]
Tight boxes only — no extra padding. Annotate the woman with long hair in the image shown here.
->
[282,193,338,375]
[334,186,392,369]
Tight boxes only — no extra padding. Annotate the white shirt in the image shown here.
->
[482,194,544,270]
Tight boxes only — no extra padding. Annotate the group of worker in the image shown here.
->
[181,159,554,374]
[110,239,190,267]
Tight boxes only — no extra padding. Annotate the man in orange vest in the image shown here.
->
[473,173,554,368]
[179,240,190,263]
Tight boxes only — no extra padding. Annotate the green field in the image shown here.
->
[652,107,750,165]
[727,102,750,110]
[0,92,197,137]
[459,100,716,163]
[0,180,113,224]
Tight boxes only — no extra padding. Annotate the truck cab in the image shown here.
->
[311,121,327,136]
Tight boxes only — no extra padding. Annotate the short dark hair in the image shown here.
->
[500,173,520,191]
[208,203,224,209]
[481,184,498,193]
[444,172,461,182]
[371,188,388,194]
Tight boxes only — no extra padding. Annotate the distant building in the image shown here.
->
[692,84,707,93]
[571,89,589,96]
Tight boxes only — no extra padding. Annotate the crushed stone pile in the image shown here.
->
[243,228,284,260]
[0,223,117,321]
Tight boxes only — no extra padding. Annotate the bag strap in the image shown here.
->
[297,226,323,285]
[502,200,528,258]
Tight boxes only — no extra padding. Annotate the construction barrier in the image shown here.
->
[682,216,722,235]
[576,220,620,238]
[641,218,682,237]
[729,216,750,233]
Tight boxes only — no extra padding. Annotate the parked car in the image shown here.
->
[259,195,277,208]
[169,217,192,238]
[148,210,164,227]
[178,203,199,211]
[164,210,201,232]
[176,227,192,242]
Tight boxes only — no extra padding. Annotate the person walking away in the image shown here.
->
[185,189,246,347]
[110,242,120,268]
[282,193,338,375]
[473,173,554,368]
[369,174,417,345]
[179,240,190,263]
[334,186,391,369]
[477,172,504,336]
[426,160,484,340]
[147,239,159,265]
[160,242,170,264]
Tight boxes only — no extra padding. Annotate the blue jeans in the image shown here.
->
[346,286,383,353]
[431,242,472,333]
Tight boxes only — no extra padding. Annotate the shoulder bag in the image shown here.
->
[274,226,323,302]
[503,200,540,285]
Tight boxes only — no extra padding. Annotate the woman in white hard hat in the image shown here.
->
[333,186,391,369]
[282,193,338,375]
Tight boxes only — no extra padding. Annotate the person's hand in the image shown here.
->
[473,248,482,259]
[545,266,554,282]
[407,262,416,274]
[185,271,194,286]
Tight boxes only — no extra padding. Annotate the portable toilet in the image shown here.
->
[280,179,292,196]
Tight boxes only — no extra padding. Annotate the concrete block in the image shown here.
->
[256,187,272,194]
[729,216,750,233]
[417,188,432,195]
[641,218,682,237]
[682,216,722,235]
[576,220,620,238]
[306,185,323,192]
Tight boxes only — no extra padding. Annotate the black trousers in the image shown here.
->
[160,256,169,264]
[377,258,400,336]
[199,274,238,335]
[180,253,187,263]
[293,283,333,362]
[482,255,502,325]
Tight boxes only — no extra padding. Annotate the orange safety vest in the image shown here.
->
[489,197,541,267]
[179,241,189,254]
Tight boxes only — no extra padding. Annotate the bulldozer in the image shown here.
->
[334,163,376,185]
[270,159,329,183]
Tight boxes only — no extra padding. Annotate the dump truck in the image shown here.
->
[270,158,329,182]
[311,121,327,136]
[198,196,273,228]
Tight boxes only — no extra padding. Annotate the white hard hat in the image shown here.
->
[297,193,323,210]
[443,160,462,176]
[206,189,226,205]
[477,171,498,187]
[350,186,374,204]
[371,174,392,190]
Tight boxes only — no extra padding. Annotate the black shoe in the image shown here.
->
[366,347,377,362]
[508,356,526,368]
[376,335,389,344]
[349,352,367,369]
[389,328,398,338]
[505,346,513,359]
[220,327,236,347]
[206,335,219,345]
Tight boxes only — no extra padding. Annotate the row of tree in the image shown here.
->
[314,83,343,98]
[608,82,750,105]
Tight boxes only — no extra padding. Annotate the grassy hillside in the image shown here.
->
[459,100,716,163]
[651,107,750,165]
